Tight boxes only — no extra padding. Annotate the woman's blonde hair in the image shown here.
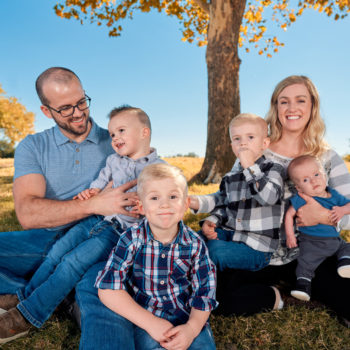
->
[265,75,329,157]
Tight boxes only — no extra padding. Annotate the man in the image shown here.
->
[0,67,138,347]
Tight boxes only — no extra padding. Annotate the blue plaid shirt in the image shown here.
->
[95,218,218,323]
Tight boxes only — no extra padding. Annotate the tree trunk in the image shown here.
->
[191,0,247,184]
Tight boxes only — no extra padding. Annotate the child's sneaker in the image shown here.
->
[291,279,311,301]
[337,258,350,278]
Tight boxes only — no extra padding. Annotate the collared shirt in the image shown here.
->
[198,156,285,253]
[95,218,218,323]
[14,118,113,202]
[90,149,165,229]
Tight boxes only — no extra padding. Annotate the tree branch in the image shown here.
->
[192,0,210,14]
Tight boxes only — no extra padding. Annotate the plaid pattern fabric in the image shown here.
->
[95,219,217,323]
[205,156,285,253]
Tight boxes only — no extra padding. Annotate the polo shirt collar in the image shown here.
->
[53,118,100,146]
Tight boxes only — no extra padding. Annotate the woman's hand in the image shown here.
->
[296,192,333,226]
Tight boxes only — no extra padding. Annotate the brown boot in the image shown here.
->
[0,294,19,314]
[0,308,32,344]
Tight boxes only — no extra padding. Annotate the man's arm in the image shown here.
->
[13,174,138,229]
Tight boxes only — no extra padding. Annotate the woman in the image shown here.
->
[214,75,350,323]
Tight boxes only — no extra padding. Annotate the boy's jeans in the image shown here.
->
[75,262,216,350]
[201,228,272,272]
[134,319,216,350]
[16,215,121,328]
[0,227,68,294]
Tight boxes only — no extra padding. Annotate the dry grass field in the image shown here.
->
[1,157,350,350]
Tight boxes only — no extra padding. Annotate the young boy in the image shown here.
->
[190,113,285,274]
[285,155,350,301]
[0,106,164,344]
[96,163,218,350]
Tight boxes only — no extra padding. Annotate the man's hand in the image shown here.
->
[88,180,139,217]
[296,192,332,226]
[189,196,199,211]
[161,323,196,350]
[202,220,217,240]
[74,188,101,200]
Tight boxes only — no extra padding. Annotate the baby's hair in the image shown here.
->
[108,105,151,133]
[229,113,268,139]
[287,155,324,182]
[137,163,188,197]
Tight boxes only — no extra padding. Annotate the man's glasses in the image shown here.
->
[45,95,91,118]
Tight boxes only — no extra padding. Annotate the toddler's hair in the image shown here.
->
[287,155,324,182]
[229,113,268,139]
[137,163,188,197]
[108,105,151,132]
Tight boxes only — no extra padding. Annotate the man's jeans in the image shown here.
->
[76,262,216,350]
[16,216,121,328]
[0,227,67,294]
[201,228,272,272]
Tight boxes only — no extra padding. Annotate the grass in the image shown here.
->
[1,157,350,349]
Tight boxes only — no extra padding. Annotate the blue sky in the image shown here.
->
[1,0,349,157]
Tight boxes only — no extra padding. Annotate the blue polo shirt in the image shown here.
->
[14,119,114,201]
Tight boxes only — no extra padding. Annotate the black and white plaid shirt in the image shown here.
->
[198,156,286,253]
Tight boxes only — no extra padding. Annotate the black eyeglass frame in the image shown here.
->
[45,95,91,118]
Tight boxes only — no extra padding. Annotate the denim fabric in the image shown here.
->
[0,227,67,294]
[76,261,136,350]
[200,228,272,272]
[76,262,215,350]
[16,216,121,328]
[134,320,216,350]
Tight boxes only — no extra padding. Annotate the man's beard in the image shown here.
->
[52,113,90,137]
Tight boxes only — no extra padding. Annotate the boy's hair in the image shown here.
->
[287,155,324,182]
[229,113,268,140]
[108,105,151,133]
[36,67,81,105]
[137,163,188,197]
[265,75,329,157]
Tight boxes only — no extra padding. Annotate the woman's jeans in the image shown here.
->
[16,215,121,327]
[200,228,272,272]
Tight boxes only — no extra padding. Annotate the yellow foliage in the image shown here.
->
[0,85,35,145]
[53,0,350,56]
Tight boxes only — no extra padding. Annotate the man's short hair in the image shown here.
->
[36,67,81,105]
[137,163,188,197]
[108,105,152,133]
[229,113,268,139]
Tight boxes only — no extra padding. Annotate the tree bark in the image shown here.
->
[191,0,246,184]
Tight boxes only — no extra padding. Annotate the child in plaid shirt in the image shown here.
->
[190,113,285,273]
[96,163,218,350]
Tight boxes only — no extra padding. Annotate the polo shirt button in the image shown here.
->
[161,253,166,258]
[75,160,80,165]
[160,280,165,285]
[163,296,167,300]
[237,218,241,222]
[76,148,80,152]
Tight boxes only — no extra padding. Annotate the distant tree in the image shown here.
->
[54,0,350,183]
[0,85,35,146]
[0,140,15,158]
